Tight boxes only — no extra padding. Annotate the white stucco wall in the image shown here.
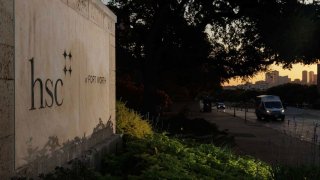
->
[15,0,116,168]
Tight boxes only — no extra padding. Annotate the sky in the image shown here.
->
[223,63,318,86]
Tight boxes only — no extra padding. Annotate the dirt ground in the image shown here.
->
[169,101,320,166]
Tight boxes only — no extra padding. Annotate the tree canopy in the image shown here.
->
[235,0,320,66]
[107,0,320,112]
[267,83,318,106]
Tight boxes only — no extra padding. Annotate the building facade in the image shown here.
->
[309,71,314,84]
[265,70,279,87]
[302,70,308,84]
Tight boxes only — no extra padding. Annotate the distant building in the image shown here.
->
[278,76,290,85]
[308,71,314,84]
[265,72,272,84]
[225,68,320,90]
[302,70,308,84]
[265,70,279,87]
[309,71,314,84]
[293,79,301,84]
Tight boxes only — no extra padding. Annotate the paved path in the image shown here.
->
[170,101,320,166]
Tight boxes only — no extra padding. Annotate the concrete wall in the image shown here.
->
[0,0,15,178]
[0,0,117,178]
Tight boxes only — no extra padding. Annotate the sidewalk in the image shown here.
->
[170,101,320,166]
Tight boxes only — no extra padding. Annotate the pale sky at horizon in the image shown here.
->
[223,63,318,86]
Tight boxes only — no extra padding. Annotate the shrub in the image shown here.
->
[155,89,173,112]
[116,101,153,138]
[116,74,172,112]
[102,133,272,179]
[152,114,235,147]
[272,165,320,180]
[39,160,102,180]
[116,75,144,110]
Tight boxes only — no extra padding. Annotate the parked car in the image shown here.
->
[216,102,226,109]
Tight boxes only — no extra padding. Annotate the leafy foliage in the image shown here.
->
[108,0,320,113]
[116,101,153,138]
[39,135,320,180]
[117,75,172,112]
[220,84,320,108]
[116,75,144,110]
[272,165,320,180]
[39,103,320,179]
[267,83,319,107]
[108,0,273,86]
[101,133,272,179]
[239,0,320,65]
[153,114,235,147]
[108,0,320,86]
[39,160,102,180]
[219,89,263,103]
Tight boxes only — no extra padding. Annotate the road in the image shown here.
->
[222,106,320,144]
[170,101,320,165]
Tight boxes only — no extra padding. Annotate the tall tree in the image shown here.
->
[107,0,320,113]
[235,0,320,66]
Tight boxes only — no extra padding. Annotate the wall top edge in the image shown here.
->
[92,0,117,23]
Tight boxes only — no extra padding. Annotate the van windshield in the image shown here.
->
[264,101,283,109]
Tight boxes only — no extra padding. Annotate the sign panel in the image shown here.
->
[15,0,115,168]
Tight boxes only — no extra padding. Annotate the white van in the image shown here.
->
[255,95,285,121]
